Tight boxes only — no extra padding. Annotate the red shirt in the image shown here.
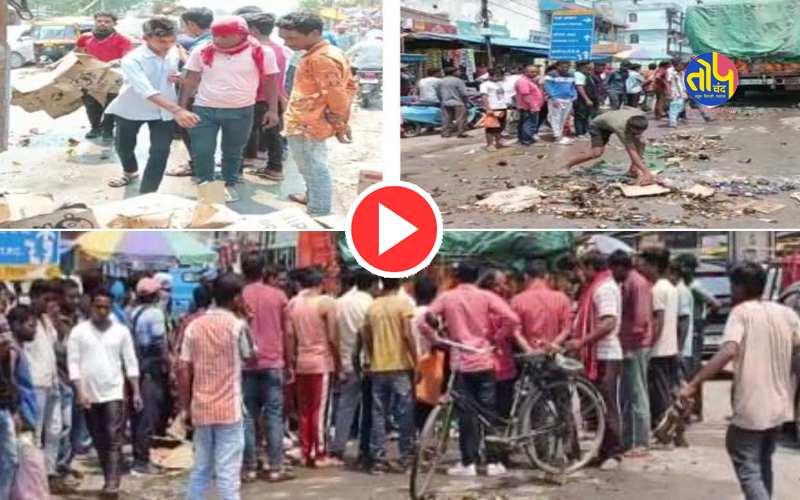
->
[76,32,133,63]
[511,282,572,346]
[242,282,289,371]
[419,284,521,373]
[619,269,654,351]
[256,42,289,103]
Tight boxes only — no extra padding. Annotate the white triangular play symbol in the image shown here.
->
[378,203,418,255]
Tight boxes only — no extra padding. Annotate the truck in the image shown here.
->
[684,0,800,92]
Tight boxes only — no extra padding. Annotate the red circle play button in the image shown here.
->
[346,181,443,278]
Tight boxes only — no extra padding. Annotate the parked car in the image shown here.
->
[697,262,732,359]
[8,25,35,69]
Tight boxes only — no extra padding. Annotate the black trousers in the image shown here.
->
[627,93,642,108]
[596,360,623,459]
[648,356,680,427]
[82,92,117,133]
[574,100,595,136]
[114,116,175,194]
[244,102,284,173]
[455,370,498,466]
[85,400,125,488]
[131,357,168,466]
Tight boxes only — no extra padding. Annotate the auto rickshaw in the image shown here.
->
[29,17,93,64]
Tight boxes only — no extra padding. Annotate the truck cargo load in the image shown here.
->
[684,0,800,87]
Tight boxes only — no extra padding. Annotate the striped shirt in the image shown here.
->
[180,308,251,426]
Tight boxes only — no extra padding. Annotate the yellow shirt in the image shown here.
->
[283,40,357,141]
[366,294,415,373]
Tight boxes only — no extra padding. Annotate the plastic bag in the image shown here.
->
[10,433,51,500]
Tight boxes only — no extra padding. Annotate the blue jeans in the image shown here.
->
[518,110,539,145]
[0,410,16,500]
[369,372,414,464]
[34,385,61,475]
[242,369,284,471]
[189,105,255,186]
[187,421,244,500]
[330,371,362,458]
[286,135,332,217]
[622,348,651,450]
[726,425,778,500]
[56,382,74,472]
[669,98,685,127]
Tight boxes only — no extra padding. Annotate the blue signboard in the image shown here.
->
[549,10,595,61]
[0,231,60,280]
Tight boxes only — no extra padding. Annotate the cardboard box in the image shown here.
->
[0,208,100,229]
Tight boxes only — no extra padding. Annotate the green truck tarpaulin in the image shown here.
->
[338,231,575,271]
[684,0,800,61]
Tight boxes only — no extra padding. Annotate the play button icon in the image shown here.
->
[378,204,418,255]
[347,181,443,278]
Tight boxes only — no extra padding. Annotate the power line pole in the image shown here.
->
[0,0,9,153]
[480,0,492,67]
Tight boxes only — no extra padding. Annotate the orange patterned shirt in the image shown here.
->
[283,40,357,140]
[180,309,247,426]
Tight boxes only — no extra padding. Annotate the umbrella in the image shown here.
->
[614,47,653,60]
[75,231,215,265]
[586,235,635,256]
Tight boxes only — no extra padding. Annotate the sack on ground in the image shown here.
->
[11,433,51,500]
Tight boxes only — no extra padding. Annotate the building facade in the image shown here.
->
[402,0,543,40]
[607,0,691,59]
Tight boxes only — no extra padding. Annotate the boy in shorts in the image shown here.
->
[479,69,507,152]
[559,108,655,186]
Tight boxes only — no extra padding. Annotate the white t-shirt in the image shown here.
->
[677,281,694,358]
[67,320,140,404]
[185,45,279,109]
[651,278,679,357]
[418,76,441,103]
[593,279,623,360]
[574,71,587,86]
[503,74,521,106]
[722,300,800,430]
[480,80,507,110]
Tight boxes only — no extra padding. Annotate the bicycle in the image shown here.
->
[410,339,606,500]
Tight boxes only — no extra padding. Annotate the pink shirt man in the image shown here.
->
[511,282,572,346]
[185,44,279,109]
[242,282,288,371]
[420,284,521,373]
[515,75,544,112]
[288,291,335,375]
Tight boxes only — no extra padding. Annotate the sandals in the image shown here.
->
[266,471,295,483]
[289,193,308,205]
[107,173,139,188]
[166,164,193,177]
[255,169,284,181]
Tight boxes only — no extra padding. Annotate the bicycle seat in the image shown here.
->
[552,354,585,375]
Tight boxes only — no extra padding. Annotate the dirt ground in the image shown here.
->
[53,380,800,500]
[0,68,382,224]
[402,99,800,229]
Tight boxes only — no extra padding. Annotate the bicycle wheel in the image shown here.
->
[519,377,606,474]
[410,402,455,500]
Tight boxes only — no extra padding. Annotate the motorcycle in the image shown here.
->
[401,95,482,138]
[357,69,382,109]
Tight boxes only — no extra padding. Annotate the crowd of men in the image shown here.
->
[0,247,797,500]
[74,8,381,214]
[411,58,713,186]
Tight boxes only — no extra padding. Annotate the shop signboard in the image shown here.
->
[411,20,457,34]
[0,231,61,281]
[456,21,510,38]
[550,9,595,61]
